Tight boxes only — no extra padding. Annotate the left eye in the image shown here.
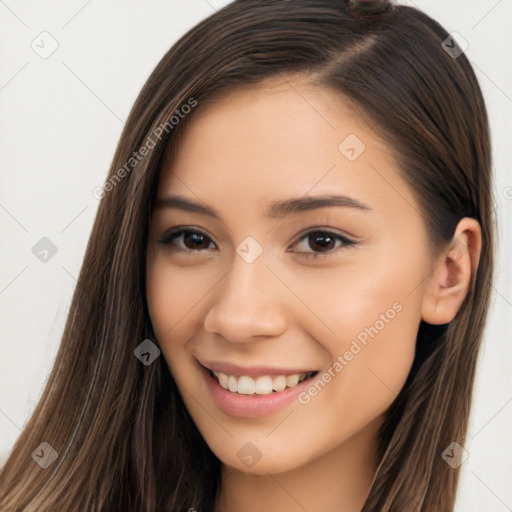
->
[158,228,356,257]
[292,230,355,257]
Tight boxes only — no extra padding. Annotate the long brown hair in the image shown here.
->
[0,1,494,510]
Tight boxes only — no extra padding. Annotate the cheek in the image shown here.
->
[282,247,424,349]
[146,258,210,336]
[289,245,425,417]
[145,257,223,376]
[145,261,193,360]
[146,264,176,338]
[329,306,417,412]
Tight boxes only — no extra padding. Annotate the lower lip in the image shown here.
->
[200,364,316,419]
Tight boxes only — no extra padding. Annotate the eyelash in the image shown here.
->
[157,226,356,259]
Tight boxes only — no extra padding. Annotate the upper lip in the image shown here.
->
[198,359,317,378]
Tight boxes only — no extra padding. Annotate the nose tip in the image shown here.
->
[204,302,287,343]
[203,260,287,343]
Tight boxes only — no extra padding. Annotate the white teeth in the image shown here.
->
[272,375,287,392]
[212,370,312,395]
[228,375,238,393]
[286,374,299,387]
[237,376,255,395]
[255,376,273,395]
[217,372,229,390]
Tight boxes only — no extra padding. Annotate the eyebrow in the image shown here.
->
[155,193,371,219]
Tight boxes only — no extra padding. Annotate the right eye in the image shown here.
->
[158,227,217,252]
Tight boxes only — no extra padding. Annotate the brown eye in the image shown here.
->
[159,229,216,251]
[307,232,337,252]
[291,229,356,259]
[182,231,212,250]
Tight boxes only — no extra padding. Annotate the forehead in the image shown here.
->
[156,77,411,218]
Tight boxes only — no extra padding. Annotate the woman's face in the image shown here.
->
[146,77,434,474]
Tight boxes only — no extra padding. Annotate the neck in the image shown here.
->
[215,416,383,512]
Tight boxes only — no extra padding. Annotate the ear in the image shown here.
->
[421,217,482,325]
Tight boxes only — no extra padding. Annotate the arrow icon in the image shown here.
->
[441,441,468,468]
[442,32,468,59]
[32,237,58,262]
[32,442,58,468]
[237,441,262,467]
[339,134,365,161]
[236,236,263,263]
[134,339,161,365]
[31,31,59,60]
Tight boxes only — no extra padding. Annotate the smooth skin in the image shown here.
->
[146,76,481,512]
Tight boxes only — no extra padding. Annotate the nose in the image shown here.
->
[203,250,288,343]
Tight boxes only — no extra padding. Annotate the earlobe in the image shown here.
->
[421,218,482,325]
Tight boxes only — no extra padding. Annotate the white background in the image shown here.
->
[0,1,510,510]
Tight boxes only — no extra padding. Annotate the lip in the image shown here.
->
[199,362,318,418]
[199,359,315,379]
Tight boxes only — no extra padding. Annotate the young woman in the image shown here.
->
[0,0,494,510]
